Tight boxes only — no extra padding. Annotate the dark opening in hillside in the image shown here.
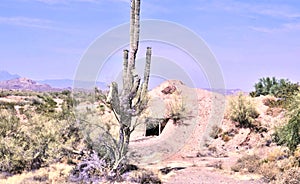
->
[145,119,168,136]
[146,126,159,136]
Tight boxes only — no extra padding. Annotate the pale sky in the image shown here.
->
[1,0,300,91]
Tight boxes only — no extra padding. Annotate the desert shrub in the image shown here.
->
[30,97,43,105]
[251,77,299,99]
[126,169,161,184]
[0,101,17,110]
[231,154,261,173]
[262,96,276,106]
[275,167,300,184]
[10,90,37,97]
[70,151,161,184]
[77,109,120,158]
[0,110,80,174]
[70,152,109,183]
[0,110,29,173]
[229,93,259,128]
[259,162,280,182]
[273,93,300,153]
[262,96,283,109]
[273,119,300,153]
[35,93,57,114]
[279,156,300,170]
[266,107,283,117]
[206,160,223,169]
[294,147,300,159]
[266,147,289,162]
[22,176,49,184]
[4,163,73,184]
[0,90,10,98]
[0,110,28,173]
[260,153,299,182]
[165,93,187,125]
[58,92,77,120]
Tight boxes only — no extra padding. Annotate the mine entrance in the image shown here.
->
[145,119,169,136]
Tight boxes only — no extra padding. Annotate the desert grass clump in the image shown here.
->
[165,92,188,125]
[231,154,261,173]
[229,93,259,128]
[259,162,280,182]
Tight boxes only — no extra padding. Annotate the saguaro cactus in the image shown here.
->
[106,0,152,170]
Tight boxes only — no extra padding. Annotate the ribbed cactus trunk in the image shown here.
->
[106,0,152,170]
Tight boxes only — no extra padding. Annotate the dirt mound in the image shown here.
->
[128,81,290,184]
[128,80,226,164]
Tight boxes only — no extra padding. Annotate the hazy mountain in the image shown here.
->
[38,79,74,89]
[0,71,20,81]
[204,88,243,95]
[39,79,108,90]
[0,78,60,92]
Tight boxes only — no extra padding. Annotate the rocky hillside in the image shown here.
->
[127,80,299,183]
[0,77,60,92]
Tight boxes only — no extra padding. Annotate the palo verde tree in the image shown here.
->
[251,77,299,99]
[105,0,152,171]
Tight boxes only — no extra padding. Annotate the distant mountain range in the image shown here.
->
[0,71,242,94]
[37,79,75,89]
[38,79,107,90]
[205,88,243,95]
[0,71,107,91]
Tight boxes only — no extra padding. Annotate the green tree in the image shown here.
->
[272,79,299,99]
[251,77,299,99]
[253,77,277,96]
